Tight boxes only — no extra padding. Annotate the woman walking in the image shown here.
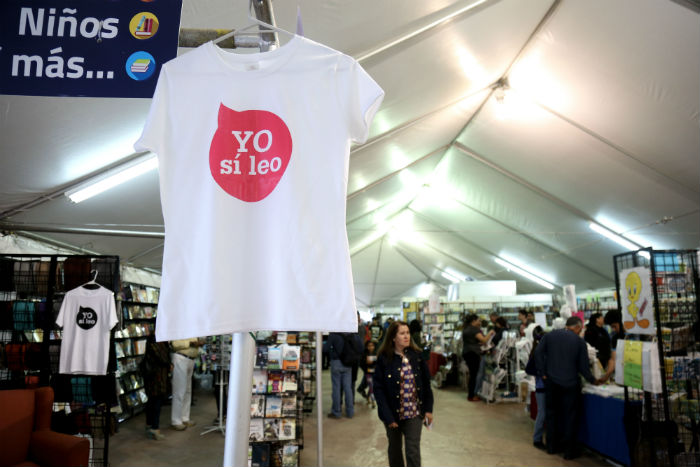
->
[373,321,434,467]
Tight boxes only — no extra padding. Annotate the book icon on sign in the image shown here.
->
[130,59,151,73]
[129,12,159,40]
[126,51,156,81]
[135,16,154,37]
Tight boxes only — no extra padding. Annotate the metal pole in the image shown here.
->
[315,331,324,466]
[223,332,255,467]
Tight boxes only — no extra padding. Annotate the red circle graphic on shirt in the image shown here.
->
[209,104,293,202]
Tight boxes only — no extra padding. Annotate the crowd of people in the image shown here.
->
[136,308,619,466]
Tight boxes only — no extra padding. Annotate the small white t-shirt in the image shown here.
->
[136,36,384,340]
[56,286,118,375]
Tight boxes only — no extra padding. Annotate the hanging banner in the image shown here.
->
[0,0,182,98]
[619,266,655,335]
[623,340,643,389]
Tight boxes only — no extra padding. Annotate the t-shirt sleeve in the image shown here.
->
[337,56,385,144]
[55,295,68,328]
[107,294,118,330]
[134,66,170,155]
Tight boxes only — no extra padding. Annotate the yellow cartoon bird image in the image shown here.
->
[624,271,649,329]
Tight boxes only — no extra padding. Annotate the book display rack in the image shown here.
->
[477,330,520,403]
[248,331,316,467]
[0,254,120,467]
[614,249,699,467]
[115,282,159,422]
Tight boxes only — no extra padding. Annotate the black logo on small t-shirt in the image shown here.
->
[76,306,98,330]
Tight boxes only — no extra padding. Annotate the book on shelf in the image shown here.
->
[134,338,147,355]
[252,369,268,394]
[250,395,265,418]
[267,371,283,393]
[249,418,264,442]
[300,348,311,364]
[263,418,280,441]
[265,396,282,418]
[282,372,297,392]
[286,332,297,344]
[255,345,268,368]
[267,346,282,369]
[302,379,314,395]
[136,288,148,302]
[298,332,310,344]
[255,331,274,343]
[302,367,311,379]
[279,418,296,440]
[281,444,299,467]
[281,395,296,417]
[276,332,287,344]
[282,345,300,370]
[251,443,270,467]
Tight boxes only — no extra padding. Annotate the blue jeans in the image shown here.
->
[533,391,546,443]
[331,359,354,417]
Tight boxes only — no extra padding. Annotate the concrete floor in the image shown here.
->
[110,370,614,466]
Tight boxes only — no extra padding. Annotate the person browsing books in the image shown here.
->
[462,314,494,401]
[373,321,434,467]
[170,337,203,430]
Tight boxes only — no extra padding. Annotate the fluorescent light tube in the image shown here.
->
[588,222,649,258]
[445,267,468,282]
[588,222,639,250]
[494,257,555,290]
[441,271,462,283]
[66,154,158,203]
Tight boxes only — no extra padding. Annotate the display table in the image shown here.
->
[428,352,447,377]
[578,393,635,466]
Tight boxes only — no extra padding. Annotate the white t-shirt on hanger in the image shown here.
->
[56,285,118,375]
[136,36,384,341]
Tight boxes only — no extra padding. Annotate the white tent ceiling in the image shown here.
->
[1,0,698,308]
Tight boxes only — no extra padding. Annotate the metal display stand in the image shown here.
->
[613,248,699,467]
[201,335,229,436]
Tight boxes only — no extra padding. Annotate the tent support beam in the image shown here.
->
[356,0,494,62]
[532,99,699,199]
[351,85,492,156]
[442,191,615,283]
[0,222,164,238]
[347,145,448,201]
[126,242,165,263]
[392,245,433,282]
[369,236,386,307]
[453,142,598,224]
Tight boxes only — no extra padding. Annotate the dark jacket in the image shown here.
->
[373,348,434,425]
[324,332,362,365]
[584,326,612,367]
[534,328,595,388]
[142,341,171,397]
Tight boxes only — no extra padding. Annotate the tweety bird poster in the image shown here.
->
[619,267,655,335]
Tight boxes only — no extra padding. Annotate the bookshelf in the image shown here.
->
[114,282,159,422]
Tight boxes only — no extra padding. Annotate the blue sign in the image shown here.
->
[0,0,182,98]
